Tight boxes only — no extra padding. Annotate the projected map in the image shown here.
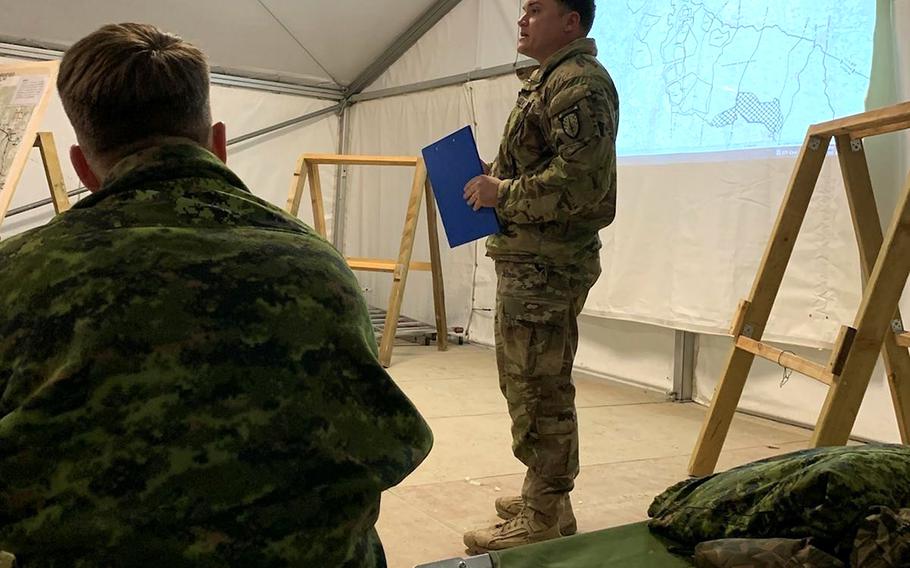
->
[593,1,875,156]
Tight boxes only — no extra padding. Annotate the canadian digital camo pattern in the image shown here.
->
[0,142,432,567]
[649,445,910,563]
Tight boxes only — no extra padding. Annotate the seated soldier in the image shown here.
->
[0,23,432,567]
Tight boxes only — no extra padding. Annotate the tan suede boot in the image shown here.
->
[494,494,577,536]
[463,507,561,554]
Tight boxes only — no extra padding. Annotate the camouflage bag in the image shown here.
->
[694,538,843,568]
[648,445,910,560]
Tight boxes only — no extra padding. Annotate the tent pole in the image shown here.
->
[332,104,353,251]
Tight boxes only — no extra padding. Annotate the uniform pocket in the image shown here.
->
[500,296,570,377]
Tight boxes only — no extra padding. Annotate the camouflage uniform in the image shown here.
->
[0,142,433,567]
[488,38,619,522]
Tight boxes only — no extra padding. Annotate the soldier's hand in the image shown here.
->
[463,175,500,211]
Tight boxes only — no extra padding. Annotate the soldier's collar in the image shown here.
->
[515,64,538,83]
[76,142,250,208]
[531,38,598,84]
[101,139,220,184]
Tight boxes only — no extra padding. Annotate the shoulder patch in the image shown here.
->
[561,109,581,139]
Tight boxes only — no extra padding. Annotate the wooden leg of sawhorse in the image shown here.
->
[378,160,428,368]
[814,169,910,446]
[836,136,910,443]
[689,346,758,476]
[424,180,448,352]
[286,156,307,217]
[306,162,328,238]
[34,132,71,214]
[688,134,831,476]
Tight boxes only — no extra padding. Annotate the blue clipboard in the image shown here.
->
[422,126,501,248]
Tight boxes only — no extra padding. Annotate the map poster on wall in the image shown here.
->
[593,0,875,159]
[0,60,58,227]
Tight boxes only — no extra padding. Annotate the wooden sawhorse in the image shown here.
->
[287,153,448,368]
[690,101,910,476]
[0,132,72,232]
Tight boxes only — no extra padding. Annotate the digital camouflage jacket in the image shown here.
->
[0,143,432,567]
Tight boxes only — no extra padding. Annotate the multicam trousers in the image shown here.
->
[494,259,601,521]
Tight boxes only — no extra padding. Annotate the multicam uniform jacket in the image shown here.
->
[489,37,619,265]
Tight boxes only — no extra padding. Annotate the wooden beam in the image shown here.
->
[424,178,449,352]
[302,153,419,166]
[729,299,751,336]
[346,258,432,273]
[827,325,857,377]
[33,132,70,214]
[285,155,308,216]
[305,161,328,238]
[851,117,910,141]
[689,133,830,477]
[814,168,910,447]
[744,134,832,316]
[809,101,910,138]
[898,333,910,348]
[378,159,428,367]
[735,336,833,386]
[834,135,910,443]
[689,346,756,477]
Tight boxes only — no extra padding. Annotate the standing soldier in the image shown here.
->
[462,0,618,553]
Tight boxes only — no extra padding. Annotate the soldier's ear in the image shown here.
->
[70,145,101,193]
[564,11,581,34]
[210,122,228,164]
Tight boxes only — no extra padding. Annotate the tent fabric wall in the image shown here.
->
[1,54,339,241]
[344,86,477,328]
[366,0,526,93]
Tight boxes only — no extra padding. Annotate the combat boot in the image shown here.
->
[463,507,561,554]
[494,495,577,535]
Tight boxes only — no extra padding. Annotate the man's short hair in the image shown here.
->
[559,0,596,35]
[57,23,211,158]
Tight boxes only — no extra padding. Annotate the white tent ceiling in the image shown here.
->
[0,0,451,92]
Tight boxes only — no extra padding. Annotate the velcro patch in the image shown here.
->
[561,110,580,139]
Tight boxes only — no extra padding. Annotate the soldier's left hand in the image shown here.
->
[463,175,500,211]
